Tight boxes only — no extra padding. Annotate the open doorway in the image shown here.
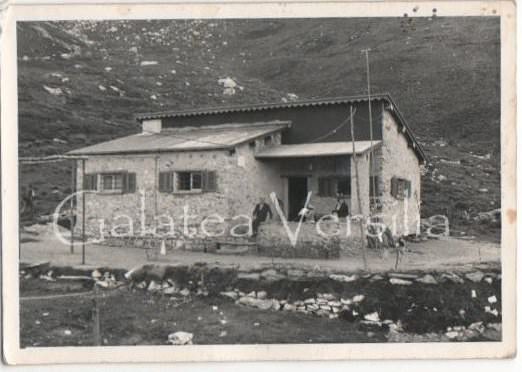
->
[287,176,308,221]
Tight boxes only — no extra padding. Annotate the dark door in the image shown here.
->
[288,177,308,221]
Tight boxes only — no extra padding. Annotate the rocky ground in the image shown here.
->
[20,261,501,347]
[17,18,501,240]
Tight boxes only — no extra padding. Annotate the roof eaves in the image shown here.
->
[134,94,391,121]
[384,95,428,164]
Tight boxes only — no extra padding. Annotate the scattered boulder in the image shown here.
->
[370,274,384,282]
[260,269,285,282]
[254,299,274,311]
[220,291,238,300]
[140,60,158,66]
[237,272,261,281]
[416,274,438,285]
[147,280,162,292]
[238,296,257,307]
[256,291,267,300]
[163,286,178,295]
[43,85,63,96]
[388,273,418,280]
[329,274,358,283]
[440,273,464,284]
[465,271,485,283]
[487,295,497,304]
[389,278,413,286]
[167,331,193,345]
[124,264,168,282]
[352,294,365,303]
[287,269,305,279]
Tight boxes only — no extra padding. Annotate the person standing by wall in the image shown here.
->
[252,196,273,237]
[332,194,349,219]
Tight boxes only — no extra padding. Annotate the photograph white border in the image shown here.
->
[1,0,516,364]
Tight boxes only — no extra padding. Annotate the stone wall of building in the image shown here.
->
[379,110,422,235]
[74,131,284,238]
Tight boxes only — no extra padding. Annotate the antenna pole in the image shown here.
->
[362,48,376,212]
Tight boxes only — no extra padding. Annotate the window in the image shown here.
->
[177,172,196,191]
[173,171,217,192]
[264,135,273,146]
[102,174,123,191]
[391,177,411,200]
[318,177,351,197]
[337,177,351,196]
[96,172,136,193]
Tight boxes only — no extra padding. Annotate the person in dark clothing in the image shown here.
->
[252,197,273,237]
[332,194,349,219]
[25,184,36,216]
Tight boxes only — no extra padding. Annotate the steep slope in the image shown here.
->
[17,18,501,237]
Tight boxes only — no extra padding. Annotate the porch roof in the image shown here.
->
[254,140,381,159]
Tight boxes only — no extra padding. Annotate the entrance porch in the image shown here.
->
[255,141,382,221]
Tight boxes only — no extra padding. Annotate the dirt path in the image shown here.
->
[20,226,500,273]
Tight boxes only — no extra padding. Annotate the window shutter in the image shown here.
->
[83,174,97,191]
[406,180,412,198]
[159,172,173,193]
[204,171,217,192]
[391,177,398,198]
[121,173,128,194]
[127,173,136,193]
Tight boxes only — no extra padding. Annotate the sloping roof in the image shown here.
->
[134,93,427,163]
[135,94,389,121]
[255,141,381,159]
[68,121,290,155]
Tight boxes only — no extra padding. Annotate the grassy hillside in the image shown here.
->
[17,17,501,238]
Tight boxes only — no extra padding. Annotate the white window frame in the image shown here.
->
[175,171,203,193]
[101,173,124,193]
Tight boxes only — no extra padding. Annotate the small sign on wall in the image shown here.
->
[237,155,246,168]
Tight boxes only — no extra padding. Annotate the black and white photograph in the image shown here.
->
[0,0,517,365]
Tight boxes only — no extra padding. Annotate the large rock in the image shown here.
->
[125,264,168,282]
[254,299,274,311]
[465,271,485,283]
[287,269,305,279]
[329,274,358,283]
[416,274,438,285]
[220,291,238,300]
[256,291,268,300]
[168,331,193,345]
[389,278,413,286]
[238,296,257,306]
[237,272,261,280]
[260,269,285,282]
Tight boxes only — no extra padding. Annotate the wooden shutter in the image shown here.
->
[391,177,398,198]
[406,180,412,198]
[203,171,217,192]
[83,174,97,191]
[126,173,136,193]
[159,172,173,193]
[121,173,128,194]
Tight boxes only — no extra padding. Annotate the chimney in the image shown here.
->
[142,119,162,133]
